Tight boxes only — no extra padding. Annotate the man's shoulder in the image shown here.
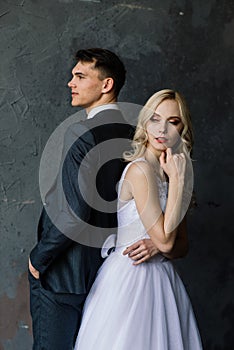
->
[65,109,134,148]
[84,109,134,133]
[63,121,95,155]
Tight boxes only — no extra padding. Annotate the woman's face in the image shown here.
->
[146,99,184,156]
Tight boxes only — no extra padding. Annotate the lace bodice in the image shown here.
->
[116,158,168,248]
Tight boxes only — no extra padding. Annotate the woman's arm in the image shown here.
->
[123,218,189,265]
[123,216,188,264]
[162,216,189,259]
[124,149,186,253]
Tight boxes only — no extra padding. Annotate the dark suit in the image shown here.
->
[29,109,134,349]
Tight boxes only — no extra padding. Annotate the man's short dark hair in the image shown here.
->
[75,48,126,98]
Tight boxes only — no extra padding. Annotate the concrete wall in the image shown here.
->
[0,0,233,348]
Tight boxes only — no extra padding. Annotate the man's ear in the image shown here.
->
[102,77,114,93]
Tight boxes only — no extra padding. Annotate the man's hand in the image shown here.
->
[123,239,160,265]
[29,258,40,279]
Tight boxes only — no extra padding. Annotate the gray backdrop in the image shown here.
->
[0,0,233,349]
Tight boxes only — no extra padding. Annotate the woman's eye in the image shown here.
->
[169,120,180,125]
[150,116,160,122]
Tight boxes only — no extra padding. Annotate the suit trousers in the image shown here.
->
[28,271,87,350]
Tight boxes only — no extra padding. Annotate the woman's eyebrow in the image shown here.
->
[152,113,181,119]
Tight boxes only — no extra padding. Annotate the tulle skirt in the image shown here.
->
[74,248,203,350]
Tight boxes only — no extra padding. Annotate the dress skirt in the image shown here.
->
[74,247,203,350]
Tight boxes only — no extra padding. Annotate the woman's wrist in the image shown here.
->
[169,174,185,185]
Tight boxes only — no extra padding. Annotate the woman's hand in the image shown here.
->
[123,239,160,265]
[159,148,186,181]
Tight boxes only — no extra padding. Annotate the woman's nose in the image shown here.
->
[159,121,168,133]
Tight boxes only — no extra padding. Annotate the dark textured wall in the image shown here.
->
[0,0,233,349]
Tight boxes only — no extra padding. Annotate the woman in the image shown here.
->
[74,89,203,349]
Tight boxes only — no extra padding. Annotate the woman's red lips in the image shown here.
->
[155,137,168,143]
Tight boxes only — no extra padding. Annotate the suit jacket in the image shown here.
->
[30,109,134,294]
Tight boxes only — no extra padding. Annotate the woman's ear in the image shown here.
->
[102,77,114,93]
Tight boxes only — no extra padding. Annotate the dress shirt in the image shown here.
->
[87,103,119,119]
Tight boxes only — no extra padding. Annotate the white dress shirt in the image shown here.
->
[87,103,119,119]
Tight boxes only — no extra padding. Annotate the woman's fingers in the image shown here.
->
[133,254,151,265]
[122,241,141,255]
[129,249,148,260]
[166,147,172,157]
[159,150,166,167]
[160,149,186,179]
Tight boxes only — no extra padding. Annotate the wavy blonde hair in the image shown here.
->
[124,89,193,161]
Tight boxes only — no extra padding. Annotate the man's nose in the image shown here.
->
[67,79,75,88]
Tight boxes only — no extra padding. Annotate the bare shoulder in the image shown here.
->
[125,161,153,182]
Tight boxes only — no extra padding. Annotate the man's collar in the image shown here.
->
[87,104,119,119]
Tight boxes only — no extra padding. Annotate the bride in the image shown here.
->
[74,89,203,349]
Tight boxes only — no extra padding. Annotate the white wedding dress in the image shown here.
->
[74,158,203,350]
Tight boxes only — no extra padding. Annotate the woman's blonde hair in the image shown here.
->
[124,89,193,161]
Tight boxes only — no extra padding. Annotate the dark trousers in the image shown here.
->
[28,271,87,350]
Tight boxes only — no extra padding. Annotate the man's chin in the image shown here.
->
[71,100,80,107]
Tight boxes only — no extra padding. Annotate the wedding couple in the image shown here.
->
[28,48,203,349]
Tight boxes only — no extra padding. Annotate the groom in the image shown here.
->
[28,48,159,350]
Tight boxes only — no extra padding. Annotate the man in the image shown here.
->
[28,48,188,349]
